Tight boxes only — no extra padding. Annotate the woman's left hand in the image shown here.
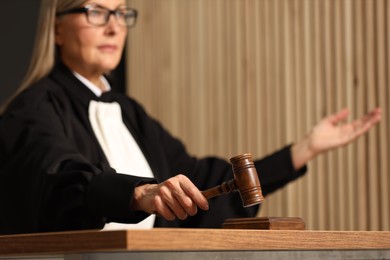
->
[291,107,382,169]
[309,107,381,152]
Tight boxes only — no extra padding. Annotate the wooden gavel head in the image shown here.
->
[230,154,264,207]
[201,153,265,208]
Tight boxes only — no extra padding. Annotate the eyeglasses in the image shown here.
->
[57,4,138,28]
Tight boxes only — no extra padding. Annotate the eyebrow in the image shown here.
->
[84,2,128,10]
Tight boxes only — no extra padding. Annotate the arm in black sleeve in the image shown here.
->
[255,145,307,196]
[0,88,154,235]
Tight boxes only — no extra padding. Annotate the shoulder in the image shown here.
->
[6,76,69,114]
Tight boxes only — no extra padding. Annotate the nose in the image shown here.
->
[105,14,122,34]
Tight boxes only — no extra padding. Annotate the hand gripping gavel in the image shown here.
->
[201,153,264,207]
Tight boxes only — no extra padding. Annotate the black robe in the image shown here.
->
[0,63,306,234]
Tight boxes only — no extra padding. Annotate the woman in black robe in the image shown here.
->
[0,0,381,235]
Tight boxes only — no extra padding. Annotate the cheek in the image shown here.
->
[66,30,99,57]
[117,31,128,54]
[78,30,99,50]
[119,29,128,44]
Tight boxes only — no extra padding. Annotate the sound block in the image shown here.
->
[222,217,305,230]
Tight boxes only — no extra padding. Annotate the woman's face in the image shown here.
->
[55,0,128,78]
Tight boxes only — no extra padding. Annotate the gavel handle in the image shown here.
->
[201,179,237,199]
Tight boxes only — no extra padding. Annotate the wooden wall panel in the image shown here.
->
[126,0,390,231]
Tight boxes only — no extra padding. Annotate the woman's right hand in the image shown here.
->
[131,174,209,221]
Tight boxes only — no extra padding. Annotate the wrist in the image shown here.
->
[131,183,154,212]
[291,134,318,170]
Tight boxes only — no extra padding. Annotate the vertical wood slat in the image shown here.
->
[376,0,389,231]
[279,0,294,218]
[354,0,368,231]
[334,0,346,230]
[344,0,356,231]
[365,0,380,231]
[295,0,303,217]
[383,0,390,231]
[302,0,314,228]
[324,0,338,230]
[127,0,390,231]
[313,0,328,230]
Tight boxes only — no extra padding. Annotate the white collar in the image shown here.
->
[72,71,111,97]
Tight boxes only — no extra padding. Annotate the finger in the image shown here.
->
[172,189,197,216]
[368,107,382,116]
[327,108,350,124]
[160,182,189,220]
[154,194,176,221]
[168,196,189,220]
[353,108,382,125]
[351,109,381,132]
[178,175,209,212]
[367,108,382,123]
[346,117,376,141]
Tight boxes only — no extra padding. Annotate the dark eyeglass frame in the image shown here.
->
[56,4,138,28]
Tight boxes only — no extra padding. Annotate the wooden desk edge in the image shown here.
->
[0,229,390,256]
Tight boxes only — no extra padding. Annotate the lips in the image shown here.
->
[97,45,118,52]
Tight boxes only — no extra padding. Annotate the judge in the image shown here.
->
[0,0,381,235]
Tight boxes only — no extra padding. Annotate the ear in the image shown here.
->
[54,19,64,46]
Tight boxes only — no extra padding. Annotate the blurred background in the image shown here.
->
[127,0,390,231]
[1,0,389,231]
[0,0,39,104]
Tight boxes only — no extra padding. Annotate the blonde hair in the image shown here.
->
[0,0,87,113]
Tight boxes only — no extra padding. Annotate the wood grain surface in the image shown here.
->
[0,229,389,256]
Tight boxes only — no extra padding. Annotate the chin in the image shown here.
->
[100,63,121,73]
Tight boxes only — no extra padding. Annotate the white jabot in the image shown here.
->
[78,72,155,230]
[89,101,156,230]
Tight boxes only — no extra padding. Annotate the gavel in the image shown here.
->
[201,153,264,207]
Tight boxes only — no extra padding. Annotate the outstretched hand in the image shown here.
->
[131,174,209,221]
[291,108,382,169]
[309,108,381,153]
